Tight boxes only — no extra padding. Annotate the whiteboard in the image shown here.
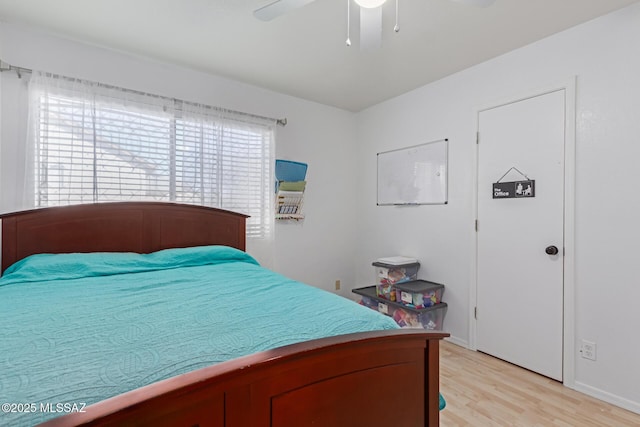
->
[377,139,448,205]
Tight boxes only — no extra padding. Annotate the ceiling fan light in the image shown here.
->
[354,0,387,9]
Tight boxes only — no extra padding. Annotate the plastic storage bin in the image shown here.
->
[373,259,420,301]
[353,286,447,331]
[394,280,444,309]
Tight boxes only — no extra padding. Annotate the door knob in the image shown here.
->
[545,245,559,255]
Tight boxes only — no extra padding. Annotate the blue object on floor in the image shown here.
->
[439,393,446,411]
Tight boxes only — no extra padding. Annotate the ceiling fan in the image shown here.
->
[254,0,496,50]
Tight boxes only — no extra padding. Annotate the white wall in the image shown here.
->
[355,2,640,412]
[0,21,358,295]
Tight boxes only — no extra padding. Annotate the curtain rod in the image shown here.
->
[0,61,288,127]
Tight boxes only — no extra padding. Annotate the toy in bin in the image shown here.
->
[373,256,420,301]
[393,309,421,328]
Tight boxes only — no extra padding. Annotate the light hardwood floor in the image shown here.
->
[439,341,640,426]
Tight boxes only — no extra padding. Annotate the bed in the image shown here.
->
[0,202,448,426]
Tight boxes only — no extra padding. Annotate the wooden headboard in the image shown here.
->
[0,202,248,273]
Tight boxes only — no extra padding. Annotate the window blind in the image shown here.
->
[30,74,273,239]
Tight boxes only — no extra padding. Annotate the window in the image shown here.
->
[28,73,274,239]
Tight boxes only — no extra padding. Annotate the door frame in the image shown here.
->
[469,78,577,387]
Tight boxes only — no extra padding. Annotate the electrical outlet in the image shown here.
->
[581,340,597,361]
[335,280,341,291]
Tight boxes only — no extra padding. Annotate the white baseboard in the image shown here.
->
[443,335,468,348]
[573,381,640,415]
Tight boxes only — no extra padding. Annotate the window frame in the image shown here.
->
[29,76,274,240]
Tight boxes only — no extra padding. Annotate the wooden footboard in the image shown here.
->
[39,330,448,427]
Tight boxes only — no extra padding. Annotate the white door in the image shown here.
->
[476,90,565,381]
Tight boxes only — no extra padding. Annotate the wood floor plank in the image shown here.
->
[439,341,640,426]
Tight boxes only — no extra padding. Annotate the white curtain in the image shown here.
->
[179,101,275,243]
[25,72,172,208]
[22,71,275,262]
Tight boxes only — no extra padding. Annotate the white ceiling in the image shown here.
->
[0,0,637,111]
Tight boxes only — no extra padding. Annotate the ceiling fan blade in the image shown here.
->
[253,0,318,21]
[449,0,496,7]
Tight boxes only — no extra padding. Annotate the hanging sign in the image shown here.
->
[493,180,535,199]
[492,167,535,199]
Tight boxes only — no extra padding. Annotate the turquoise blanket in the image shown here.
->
[0,246,399,426]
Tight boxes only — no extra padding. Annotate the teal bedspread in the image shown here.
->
[0,246,399,426]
